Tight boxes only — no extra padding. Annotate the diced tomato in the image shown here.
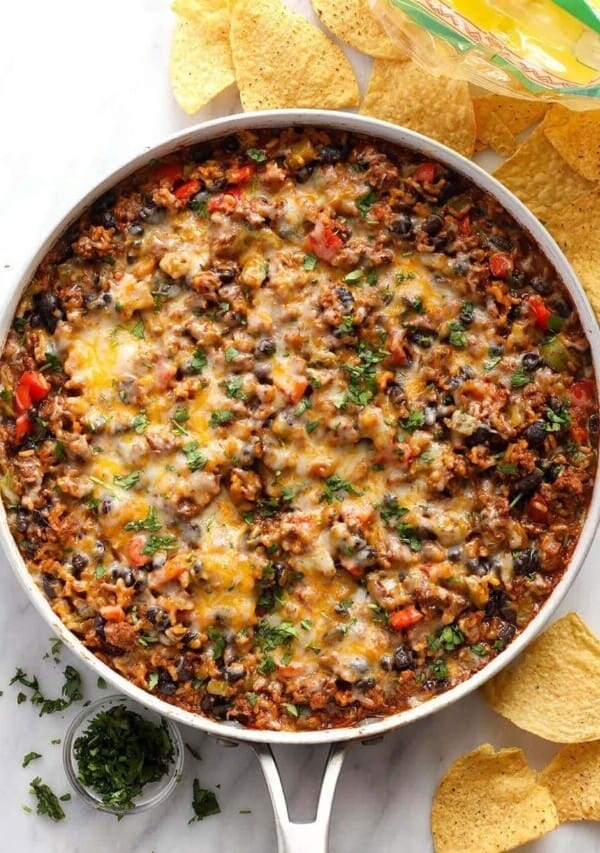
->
[15,371,50,413]
[387,331,408,367]
[150,162,183,185]
[340,557,363,578]
[489,252,514,279]
[414,162,437,183]
[389,605,423,631]
[305,219,343,264]
[127,534,149,567]
[207,190,241,213]
[569,379,595,413]
[14,384,31,414]
[526,294,551,331]
[99,605,126,622]
[274,373,309,404]
[527,492,548,523]
[151,560,187,587]
[458,214,472,236]
[228,164,254,185]
[174,179,201,201]
[14,413,32,441]
[156,359,176,390]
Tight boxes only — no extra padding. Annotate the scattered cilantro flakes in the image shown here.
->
[428,658,448,681]
[22,752,42,768]
[303,253,317,272]
[190,348,208,375]
[225,346,240,362]
[320,475,363,503]
[484,354,502,371]
[497,462,518,475]
[124,506,161,532]
[29,777,66,822]
[41,351,62,373]
[114,470,140,490]
[17,692,27,704]
[305,420,319,434]
[142,534,177,556]
[148,672,159,691]
[337,315,354,335]
[207,626,226,659]
[511,367,531,389]
[395,270,415,282]
[246,148,267,163]
[130,319,145,340]
[356,190,378,218]
[284,703,299,717]
[400,410,425,431]
[209,409,235,427]
[343,269,364,284]
[189,779,220,823]
[221,376,247,400]
[294,398,311,417]
[97,677,107,690]
[544,403,571,432]
[132,412,149,434]
[182,441,207,472]
[471,643,487,657]
[342,339,388,407]
[438,625,464,651]
[447,321,467,348]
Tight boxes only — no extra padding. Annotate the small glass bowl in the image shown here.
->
[63,694,184,816]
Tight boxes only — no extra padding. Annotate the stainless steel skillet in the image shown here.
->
[2,109,599,852]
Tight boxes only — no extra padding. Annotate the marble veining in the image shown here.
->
[1,1,600,850]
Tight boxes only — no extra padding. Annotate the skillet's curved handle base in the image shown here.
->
[252,742,346,853]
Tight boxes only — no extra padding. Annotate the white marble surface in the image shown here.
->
[1,1,600,851]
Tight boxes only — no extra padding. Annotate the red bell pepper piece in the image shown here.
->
[174,179,201,201]
[489,252,514,279]
[305,220,343,264]
[389,605,423,631]
[414,162,437,183]
[526,294,551,331]
[14,413,32,442]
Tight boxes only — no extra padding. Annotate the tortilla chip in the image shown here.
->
[493,124,594,220]
[230,0,359,111]
[540,742,600,822]
[360,60,476,157]
[544,190,600,321]
[431,744,558,853]
[170,4,235,115]
[310,0,405,59]
[544,104,600,182]
[473,99,518,157]
[482,613,600,743]
[473,94,548,135]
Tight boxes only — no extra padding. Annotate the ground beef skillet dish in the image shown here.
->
[0,127,597,732]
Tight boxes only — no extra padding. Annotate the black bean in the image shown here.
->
[554,297,572,318]
[488,343,504,357]
[72,553,88,573]
[525,420,546,448]
[447,546,462,562]
[225,662,245,682]
[146,606,170,631]
[222,134,240,153]
[393,645,414,671]
[15,509,29,533]
[422,214,443,236]
[31,291,64,334]
[139,203,167,224]
[459,307,474,326]
[93,191,116,213]
[336,287,355,311]
[188,190,209,210]
[190,142,212,163]
[176,656,195,682]
[406,325,435,348]
[100,496,113,515]
[255,337,276,357]
[531,275,552,295]
[380,654,394,672]
[128,221,144,236]
[513,548,539,575]
[486,588,509,618]
[206,176,228,193]
[100,211,116,229]
[42,574,57,599]
[466,557,490,577]
[497,621,517,645]
[388,383,405,406]
[468,425,507,451]
[132,570,148,593]
[320,145,343,164]
[521,352,541,372]
[489,234,513,252]
[514,471,542,495]
[254,363,272,383]
[94,615,106,641]
[157,668,177,695]
[200,694,229,718]
[589,413,600,435]
[215,261,239,283]
[295,165,314,183]
[389,214,413,236]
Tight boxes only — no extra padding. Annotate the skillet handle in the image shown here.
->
[252,742,346,853]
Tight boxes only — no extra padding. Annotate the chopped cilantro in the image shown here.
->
[460,301,474,322]
[378,496,409,523]
[221,376,247,400]
[428,658,448,681]
[29,777,66,822]
[284,703,299,717]
[114,470,140,490]
[438,625,464,651]
[342,339,388,407]
[124,506,161,532]
[142,534,177,556]
[247,148,267,162]
[132,412,149,434]
[225,346,240,362]
[130,319,145,340]
[182,441,207,472]
[497,463,518,475]
[470,643,487,657]
[484,354,502,371]
[41,351,62,373]
[305,420,319,433]
[400,410,425,431]
[343,269,364,284]
[22,752,42,768]
[320,474,363,503]
[448,321,467,348]
[303,253,317,272]
[395,270,416,282]
[209,410,235,427]
[544,403,570,432]
[511,368,531,388]
[190,348,208,375]
[97,677,107,689]
[207,626,226,659]
[189,779,220,823]
[294,398,311,417]
[337,315,354,335]
[356,190,378,218]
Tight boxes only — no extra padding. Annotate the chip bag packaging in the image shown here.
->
[370,0,600,107]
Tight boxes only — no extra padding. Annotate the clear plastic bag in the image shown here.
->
[371,0,600,107]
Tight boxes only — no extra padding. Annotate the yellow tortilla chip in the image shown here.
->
[169,4,235,115]
[473,99,518,157]
[473,94,548,135]
[360,60,476,157]
[311,0,405,59]
[230,0,359,111]
[544,104,600,182]
[431,744,558,853]
[544,190,600,322]
[494,124,594,220]
[482,613,600,743]
[540,742,600,822]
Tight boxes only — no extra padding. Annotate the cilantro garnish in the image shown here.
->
[189,780,221,823]
[29,777,67,822]
[114,470,140,490]
[246,148,267,162]
[209,410,235,427]
[320,475,363,503]
[221,376,247,400]
[124,506,161,532]
[400,410,425,431]
[356,190,378,218]
[190,348,208,375]
[303,254,317,272]
[142,534,177,556]
[182,441,207,472]
[132,412,149,434]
